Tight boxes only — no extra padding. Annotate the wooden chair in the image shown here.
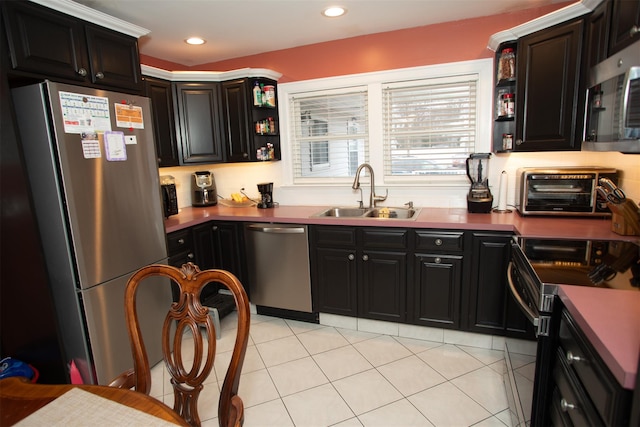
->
[109,262,250,427]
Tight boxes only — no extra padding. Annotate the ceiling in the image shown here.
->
[74,0,570,67]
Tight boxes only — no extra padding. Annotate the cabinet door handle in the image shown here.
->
[435,238,443,246]
[362,254,369,261]
[560,398,576,412]
[630,25,639,37]
[348,254,355,261]
[77,68,87,77]
[95,72,105,80]
[187,253,194,259]
[516,139,523,146]
[434,257,442,264]
[212,226,218,231]
[178,238,185,245]
[566,351,584,364]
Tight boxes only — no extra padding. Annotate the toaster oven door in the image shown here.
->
[524,174,596,213]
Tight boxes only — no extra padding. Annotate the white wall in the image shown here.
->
[160,150,639,212]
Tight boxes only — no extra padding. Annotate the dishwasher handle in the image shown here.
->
[247,224,306,234]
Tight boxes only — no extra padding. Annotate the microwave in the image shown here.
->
[515,167,618,216]
[583,41,640,153]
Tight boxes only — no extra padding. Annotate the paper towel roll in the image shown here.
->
[498,171,508,211]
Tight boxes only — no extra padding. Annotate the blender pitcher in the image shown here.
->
[466,153,493,213]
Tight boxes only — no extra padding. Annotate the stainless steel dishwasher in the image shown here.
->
[244,223,313,313]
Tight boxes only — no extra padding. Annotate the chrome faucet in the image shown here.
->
[352,163,387,208]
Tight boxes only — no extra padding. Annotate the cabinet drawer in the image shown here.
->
[312,226,357,247]
[558,309,631,426]
[167,229,193,255]
[361,228,408,250]
[414,230,464,252]
[552,348,601,426]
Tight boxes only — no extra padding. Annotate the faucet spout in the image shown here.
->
[352,163,387,208]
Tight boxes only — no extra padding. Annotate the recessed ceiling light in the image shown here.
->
[185,37,206,45]
[323,6,346,17]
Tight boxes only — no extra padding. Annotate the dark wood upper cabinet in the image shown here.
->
[515,18,585,151]
[173,82,224,164]
[608,0,640,55]
[1,1,142,93]
[143,77,179,167]
[84,25,142,92]
[585,0,612,71]
[221,79,251,162]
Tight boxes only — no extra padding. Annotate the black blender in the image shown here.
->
[257,182,274,209]
[466,153,493,213]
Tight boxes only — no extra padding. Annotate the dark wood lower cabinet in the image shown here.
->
[311,225,533,339]
[311,226,407,321]
[412,253,462,328]
[467,232,533,339]
[313,247,358,317]
[359,250,407,322]
[167,221,247,301]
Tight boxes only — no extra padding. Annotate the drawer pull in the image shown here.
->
[187,253,195,259]
[435,238,443,246]
[178,238,185,245]
[434,257,442,264]
[348,254,355,261]
[566,351,584,364]
[560,398,576,412]
[362,254,369,261]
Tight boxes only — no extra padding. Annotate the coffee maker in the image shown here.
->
[160,175,178,217]
[257,182,274,209]
[191,171,218,207]
[466,153,493,213]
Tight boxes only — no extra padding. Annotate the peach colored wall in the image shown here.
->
[141,3,572,83]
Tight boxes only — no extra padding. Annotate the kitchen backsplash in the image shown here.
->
[160,151,639,212]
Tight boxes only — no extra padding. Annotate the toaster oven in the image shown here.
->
[515,167,618,216]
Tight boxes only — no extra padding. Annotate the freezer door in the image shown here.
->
[81,270,172,384]
[47,82,167,289]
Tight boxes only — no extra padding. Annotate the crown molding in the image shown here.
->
[487,0,601,51]
[141,65,283,81]
[29,0,150,37]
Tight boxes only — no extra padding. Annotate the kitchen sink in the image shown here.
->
[366,207,418,219]
[315,207,371,217]
[312,206,420,220]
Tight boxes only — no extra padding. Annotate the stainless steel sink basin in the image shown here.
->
[313,207,371,217]
[366,207,418,219]
[312,206,420,220]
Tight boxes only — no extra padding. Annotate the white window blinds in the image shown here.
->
[289,89,368,182]
[382,76,477,178]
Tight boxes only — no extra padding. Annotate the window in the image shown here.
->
[289,89,368,182]
[280,59,492,186]
[383,76,477,179]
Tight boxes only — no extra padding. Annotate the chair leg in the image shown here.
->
[208,307,221,340]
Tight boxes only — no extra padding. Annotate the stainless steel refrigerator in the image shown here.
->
[11,81,172,385]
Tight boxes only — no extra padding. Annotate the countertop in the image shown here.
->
[164,205,630,240]
[165,204,639,389]
[558,286,639,389]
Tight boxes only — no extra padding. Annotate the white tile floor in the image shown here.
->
[150,312,536,427]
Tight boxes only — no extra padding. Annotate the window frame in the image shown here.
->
[278,58,493,187]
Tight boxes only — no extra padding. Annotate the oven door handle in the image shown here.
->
[507,262,539,327]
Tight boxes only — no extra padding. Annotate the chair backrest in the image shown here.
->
[110,262,250,427]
